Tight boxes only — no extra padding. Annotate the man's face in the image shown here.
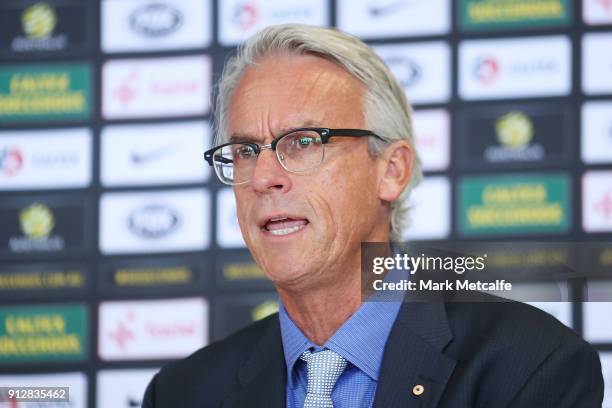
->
[228,52,389,290]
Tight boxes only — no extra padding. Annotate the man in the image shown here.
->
[143,24,603,407]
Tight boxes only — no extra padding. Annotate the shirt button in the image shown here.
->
[412,384,425,396]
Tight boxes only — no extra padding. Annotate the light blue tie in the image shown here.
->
[300,349,348,408]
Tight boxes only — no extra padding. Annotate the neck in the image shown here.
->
[278,266,363,345]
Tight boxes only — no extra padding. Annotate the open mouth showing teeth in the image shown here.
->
[263,217,309,236]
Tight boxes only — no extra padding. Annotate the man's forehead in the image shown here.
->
[234,54,358,97]
[226,53,366,142]
[228,119,324,143]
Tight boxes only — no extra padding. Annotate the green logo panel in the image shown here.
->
[458,0,572,31]
[0,62,92,122]
[459,173,571,236]
[0,303,88,363]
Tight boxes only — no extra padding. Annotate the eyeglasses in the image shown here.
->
[204,127,383,185]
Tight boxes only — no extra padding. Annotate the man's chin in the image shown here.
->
[259,262,318,291]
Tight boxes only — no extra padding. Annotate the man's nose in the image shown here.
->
[250,148,291,194]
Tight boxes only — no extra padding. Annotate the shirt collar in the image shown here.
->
[279,298,402,387]
[279,302,315,389]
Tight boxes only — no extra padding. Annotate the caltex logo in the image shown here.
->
[233,2,258,31]
[0,147,24,176]
[473,56,499,84]
[595,191,612,221]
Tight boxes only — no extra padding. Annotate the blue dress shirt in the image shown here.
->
[279,298,402,408]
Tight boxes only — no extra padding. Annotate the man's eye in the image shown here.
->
[299,137,313,146]
[235,146,255,158]
[291,136,320,148]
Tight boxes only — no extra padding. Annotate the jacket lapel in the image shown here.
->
[373,301,456,408]
[222,315,286,408]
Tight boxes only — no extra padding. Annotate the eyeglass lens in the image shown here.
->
[212,130,324,184]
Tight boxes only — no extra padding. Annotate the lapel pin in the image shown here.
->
[412,384,425,396]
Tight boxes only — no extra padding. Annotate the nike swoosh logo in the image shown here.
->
[368,0,412,16]
[130,144,178,164]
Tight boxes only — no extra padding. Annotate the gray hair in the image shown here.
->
[214,24,422,242]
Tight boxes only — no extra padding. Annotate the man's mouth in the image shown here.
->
[262,217,309,236]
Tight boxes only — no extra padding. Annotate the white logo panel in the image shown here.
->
[218,0,329,46]
[99,189,210,254]
[582,302,612,343]
[0,128,91,190]
[101,121,211,187]
[102,0,212,52]
[102,55,211,119]
[581,101,612,164]
[98,298,208,360]
[582,33,612,95]
[601,352,612,408]
[0,372,87,408]
[97,368,159,408]
[582,171,612,233]
[338,0,450,39]
[413,109,450,172]
[374,41,451,105]
[584,302,612,343]
[459,36,571,100]
[584,281,612,344]
[583,0,612,25]
[217,188,246,249]
[582,281,612,343]
[403,176,451,240]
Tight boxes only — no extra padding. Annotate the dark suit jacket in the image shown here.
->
[142,299,604,407]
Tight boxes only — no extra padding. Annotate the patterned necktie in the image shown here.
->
[300,349,348,408]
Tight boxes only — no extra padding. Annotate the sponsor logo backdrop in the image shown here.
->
[0,0,610,406]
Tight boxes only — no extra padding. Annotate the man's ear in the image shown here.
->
[377,141,414,202]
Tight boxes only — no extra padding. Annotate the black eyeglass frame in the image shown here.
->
[203,127,384,167]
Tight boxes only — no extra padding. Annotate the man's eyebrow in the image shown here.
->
[228,121,323,143]
[228,133,259,143]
